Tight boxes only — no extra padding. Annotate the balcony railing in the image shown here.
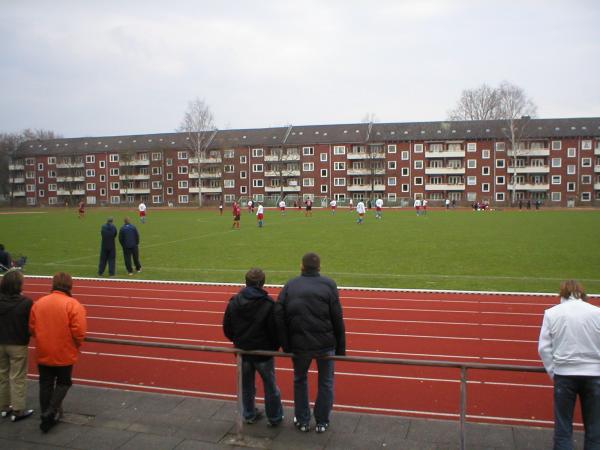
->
[56,176,85,182]
[425,183,466,191]
[594,183,600,190]
[119,188,151,194]
[57,189,85,195]
[189,157,222,164]
[264,154,301,162]
[507,149,550,157]
[56,162,85,169]
[425,167,465,175]
[264,170,301,177]
[509,183,550,191]
[347,152,385,160]
[265,185,300,192]
[594,165,600,173]
[425,150,466,158]
[595,147,600,156]
[507,166,550,174]
[9,164,25,170]
[9,177,25,184]
[119,159,150,167]
[119,174,150,181]
[11,191,26,197]
[189,186,222,193]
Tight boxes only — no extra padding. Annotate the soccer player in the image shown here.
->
[138,201,147,224]
[348,198,353,211]
[232,202,241,229]
[77,201,85,219]
[219,201,224,216]
[375,198,383,219]
[247,199,254,214]
[304,198,312,217]
[422,199,428,215]
[278,199,286,215]
[356,200,366,224]
[329,199,337,215]
[256,202,264,228]
[414,198,422,216]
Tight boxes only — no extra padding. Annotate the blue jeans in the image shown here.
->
[292,350,335,425]
[241,357,283,423]
[553,375,600,450]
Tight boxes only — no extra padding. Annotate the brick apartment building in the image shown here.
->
[7,117,600,208]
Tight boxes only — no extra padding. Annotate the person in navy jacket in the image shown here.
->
[118,218,141,275]
[98,218,117,277]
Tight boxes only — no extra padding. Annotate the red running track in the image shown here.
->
[23,277,598,428]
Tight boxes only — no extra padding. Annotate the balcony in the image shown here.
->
[425,167,465,175]
[264,154,301,162]
[119,174,150,181]
[189,157,222,164]
[425,150,465,158]
[57,189,85,196]
[510,183,550,191]
[11,191,25,197]
[594,147,600,156]
[347,185,373,192]
[347,168,386,176]
[595,165,600,173]
[347,152,385,160]
[507,165,550,174]
[56,162,84,169]
[56,176,85,182]
[264,170,301,177]
[9,177,25,184]
[119,159,150,167]
[507,149,550,157]
[119,188,151,194]
[595,183,600,190]
[425,183,466,191]
[9,164,25,170]
[189,186,222,194]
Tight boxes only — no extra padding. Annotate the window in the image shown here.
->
[496,159,505,168]
[252,164,263,172]
[567,165,576,175]
[48,184,57,191]
[86,183,96,191]
[567,182,576,192]
[178,180,188,189]
[86,155,95,163]
[110,168,119,176]
[224,179,235,188]
[482,183,490,192]
[302,162,314,171]
[167,187,173,195]
[551,140,562,151]
[96,160,105,169]
[496,176,505,185]
[152,195,162,204]
[413,144,423,153]
[110,182,119,190]
[333,145,345,155]
[252,148,263,157]
[387,144,397,153]
[496,192,505,202]
[302,178,314,186]
[551,158,562,168]
[334,162,346,171]
[240,170,247,179]
[320,153,328,162]
[401,167,409,176]
[414,177,423,185]
[109,154,119,162]
[388,161,396,170]
[482,149,490,159]
[467,143,476,152]
[238,155,247,165]
[582,175,592,184]
[47,170,56,178]
[401,151,409,160]
[178,166,188,174]
[413,160,423,169]
[467,176,477,185]
[495,142,506,151]
[26,184,35,192]
[25,158,35,165]
[567,148,576,158]
[48,197,57,205]
[37,163,44,171]
[100,188,106,196]
[152,167,162,175]
[166,158,173,166]
[333,178,346,186]
[320,184,328,193]
[110,196,120,204]
[47,156,56,164]
[401,184,409,192]
[387,177,396,186]
[178,195,189,204]
[551,192,561,202]
[482,166,490,176]
[26,171,34,179]
[86,169,95,177]
[152,152,162,161]
[166,173,173,181]
[38,189,45,197]
[302,147,314,156]
[387,193,396,202]
[223,165,234,173]
[152,181,162,189]
[38,176,44,184]
[320,169,328,177]
[224,150,234,158]
[467,159,477,169]
[582,140,592,150]
[551,175,561,185]
[582,158,592,167]
[581,192,591,201]
[177,151,188,159]
[252,179,264,188]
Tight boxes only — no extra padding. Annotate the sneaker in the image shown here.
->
[128,273,133,276]
[293,417,310,432]
[11,409,34,422]
[136,268,142,273]
[1,409,12,418]
[244,409,263,424]
[267,416,284,427]
[315,422,329,433]
[40,413,57,433]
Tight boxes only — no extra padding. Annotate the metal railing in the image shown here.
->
[85,336,546,450]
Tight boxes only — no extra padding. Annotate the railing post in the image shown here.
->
[459,366,467,450]
[235,352,244,439]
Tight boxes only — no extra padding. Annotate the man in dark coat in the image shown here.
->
[223,268,283,426]
[275,252,346,433]
[118,218,141,275]
[98,218,117,277]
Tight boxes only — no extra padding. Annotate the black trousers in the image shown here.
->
[122,246,141,274]
[98,247,116,276]
[38,365,73,416]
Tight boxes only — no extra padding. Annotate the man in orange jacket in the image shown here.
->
[29,272,87,433]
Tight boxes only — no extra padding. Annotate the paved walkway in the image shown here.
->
[0,382,585,449]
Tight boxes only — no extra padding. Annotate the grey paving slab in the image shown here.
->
[406,418,460,444]
[464,422,515,449]
[117,432,185,450]
[174,397,226,419]
[0,437,64,450]
[270,423,331,450]
[66,426,137,450]
[355,413,410,442]
[174,416,234,443]
[174,439,232,450]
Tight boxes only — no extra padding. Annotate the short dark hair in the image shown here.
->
[124,217,130,224]
[302,252,320,272]
[0,270,24,296]
[245,268,265,287]
[107,217,113,223]
[52,272,73,296]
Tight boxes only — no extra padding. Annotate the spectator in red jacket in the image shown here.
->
[29,272,87,433]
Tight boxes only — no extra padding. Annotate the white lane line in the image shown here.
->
[88,316,221,327]
[85,303,222,314]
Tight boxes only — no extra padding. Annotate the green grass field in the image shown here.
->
[2,206,599,293]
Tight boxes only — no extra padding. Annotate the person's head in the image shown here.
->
[301,252,320,273]
[0,244,4,251]
[107,217,113,224]
[0,269,24,296]
[245,268,265,288]
[559,279,586,301]
[52,272,73,296]
[124,217,130,225]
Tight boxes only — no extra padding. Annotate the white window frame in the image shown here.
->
[388,161,396,170]
[387,177,397,186]
[551,158,562,168]
[302,146,314,156]
[333,145,345,155]
[320,153,328,162]
[252,148,264,157]
[413,143,423,153]
[467,159,477,169]
[252,164,263,173]
[387,144,397,153]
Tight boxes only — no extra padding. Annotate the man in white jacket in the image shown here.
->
[538,280,600,450]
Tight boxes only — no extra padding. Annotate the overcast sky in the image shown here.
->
[1,0,599,138]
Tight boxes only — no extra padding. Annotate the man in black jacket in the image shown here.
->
[275,252,346,433]
[223,268,283,426]
[118,218,141,276]
[98,218,117,277]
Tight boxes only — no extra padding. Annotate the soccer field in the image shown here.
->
[2,206,599,293]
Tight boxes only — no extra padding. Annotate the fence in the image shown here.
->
[85,336,546,450]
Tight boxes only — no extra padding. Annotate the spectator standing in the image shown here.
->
[538,280,600,449]
[118,218,142,275]
[414,198,422,216]
[535,200,541,210]
[98,218,117,277]
[275,253,346,433]
[304,198,313,217]
[138,201,147,224]
[223,268,283,426]
[375,198,383,219]
[445,198,450,210]
[356,200,366,224]
[329,199,337,215]
[0,244,12,272]
[29,273,87,433]
[279,200,286,216]
[0,270,34,421]
[232,202,241,229]
[527,199,531,210]
[256,203,265,228]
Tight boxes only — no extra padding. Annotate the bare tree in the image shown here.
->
[447,84,502,121]
[178,98,216,207]
[361,112,378,123]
